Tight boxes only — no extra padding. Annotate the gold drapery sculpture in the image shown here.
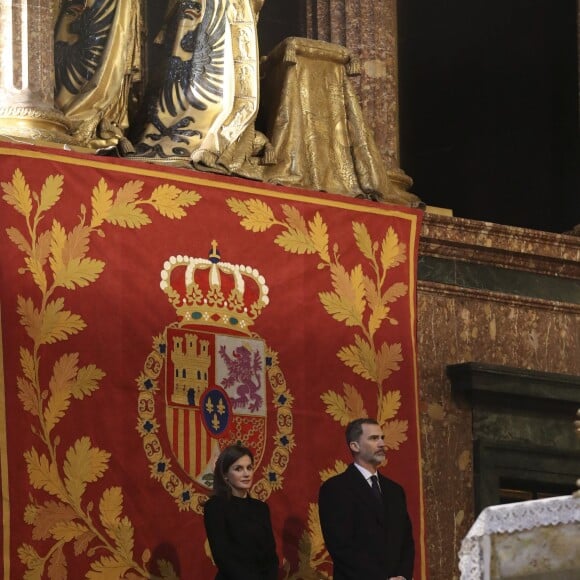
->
[54,0,142,150]
[132,0,272,170]
[255,37,420,205]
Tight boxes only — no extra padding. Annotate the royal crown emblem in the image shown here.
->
[137,242,294,513]
[160,240,270,332]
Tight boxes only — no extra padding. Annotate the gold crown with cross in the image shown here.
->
[160,241,270,333]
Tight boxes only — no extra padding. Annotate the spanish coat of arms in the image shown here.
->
[137,242,294,512]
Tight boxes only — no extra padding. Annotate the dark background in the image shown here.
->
[397,0,579,233]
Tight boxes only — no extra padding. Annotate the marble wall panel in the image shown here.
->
[305,0,400,168]
[417,214,580,580]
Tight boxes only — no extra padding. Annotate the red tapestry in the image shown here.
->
[0,143,426,579]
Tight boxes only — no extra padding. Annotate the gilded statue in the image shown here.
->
[54,0,142,150]
[49,0,420,205]
[132,0,272,171]
[257,37,421,205]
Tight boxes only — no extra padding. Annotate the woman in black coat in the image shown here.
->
[203,444,279,580]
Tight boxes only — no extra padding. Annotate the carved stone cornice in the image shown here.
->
[418,280,580,315]
[420,212,580,279]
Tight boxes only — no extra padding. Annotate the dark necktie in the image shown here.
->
[370,475,382,503]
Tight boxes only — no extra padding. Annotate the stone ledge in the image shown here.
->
[420,213,580,279]
[418,280,580,313]
[447,362,580,405]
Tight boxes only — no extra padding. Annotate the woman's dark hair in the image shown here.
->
[212,444,254,498]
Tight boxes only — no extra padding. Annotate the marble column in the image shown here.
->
[0,0,70,143]
[305,0,414,195]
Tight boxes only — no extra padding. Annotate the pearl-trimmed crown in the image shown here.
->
[160,241,269,333]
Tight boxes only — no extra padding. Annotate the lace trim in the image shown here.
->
[459,495,580,579]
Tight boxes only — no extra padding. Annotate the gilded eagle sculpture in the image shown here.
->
[133,0,271,171]
[158,2,224,118]
[54,0,115,97]
[54,0,141,150]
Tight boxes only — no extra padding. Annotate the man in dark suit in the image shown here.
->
[318,418,414,580]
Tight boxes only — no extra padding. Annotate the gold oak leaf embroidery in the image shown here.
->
[306,502,326,566]
[321,384,367,426]
[378,390,402,424]
[17,544,42,577]
[319,263,366,327]
[283,503,331,579]
[47,544,67,578]
[227,198,413,579]
[2,167,200,579]
[319,460,348,483]
[2,168,34,217]
[24,448,69,502]
[381,226,407,272]
[63,437,110,507]
[87,555,131,579]
[382,419,409,451]
[29,501,77,540]
[227,197,277,232]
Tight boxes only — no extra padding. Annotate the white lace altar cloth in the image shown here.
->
[458,495,580,579]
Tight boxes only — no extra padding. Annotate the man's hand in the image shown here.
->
[388,577,406,580]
